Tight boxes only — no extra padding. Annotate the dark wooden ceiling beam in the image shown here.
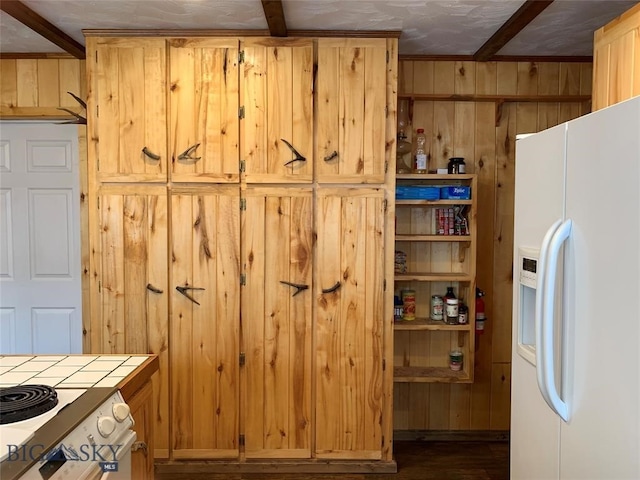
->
[261,0,288,37]
[0,0,85,59]
[473,0,554,62]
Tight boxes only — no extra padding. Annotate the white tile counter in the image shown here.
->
[0,355,152,389]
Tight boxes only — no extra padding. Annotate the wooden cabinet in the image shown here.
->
[128,380,155,480]
[593,2,640,111]
[169,38,240,182]
[242,187,313,458]
[170,187,240,459]
[93,186,170,458]
[316,39,388,184]
[315,189,385,458]
[85,32,397,471]
[89,38,167,182]
[241,38,314,183]
[393,175,477,383]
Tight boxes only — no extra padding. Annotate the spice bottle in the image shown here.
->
[458,302,468,324]
[414,129,428,174]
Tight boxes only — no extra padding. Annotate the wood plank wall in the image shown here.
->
[394,60,592,432]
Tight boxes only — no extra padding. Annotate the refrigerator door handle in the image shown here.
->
[540,218,572,422]
[535,219,562,382]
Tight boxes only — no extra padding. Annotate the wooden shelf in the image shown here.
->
[396,174,474,180]
[396,234,470,242]
[393,366,471,383]
[394,318,472,331]
[397,93,591,103]
[395,272,472,282]
[396,199,472,206]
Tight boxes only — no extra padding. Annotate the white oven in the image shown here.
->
[0,386,135,480]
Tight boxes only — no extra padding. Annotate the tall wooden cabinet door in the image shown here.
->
[242,187,313,458]
[316,39,388,184]
[170,187,240,459]
[94,186,169,459]
[315,188,385,459]
[169,38,240,183]
[241,38,313,183]
[87,37,167,182]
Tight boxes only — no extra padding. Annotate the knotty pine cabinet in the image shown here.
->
[85,32,397,470]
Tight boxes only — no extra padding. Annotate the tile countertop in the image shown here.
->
[0,355,155,393]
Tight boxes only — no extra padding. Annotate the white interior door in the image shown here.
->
[0,122,82,354]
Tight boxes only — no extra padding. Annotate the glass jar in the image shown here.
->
[445,298,459,324]
[430,295,444,321]
[447,157,465,174]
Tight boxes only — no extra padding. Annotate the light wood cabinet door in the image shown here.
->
[88,38,167,182]
[170,187,240,459]
[169,38,240,182]
[315,188,385,459]
[241,187,313,458]
[95,186,169,459]
[316,39,388,184]
[241,38,313,183]
[128,381,154,480]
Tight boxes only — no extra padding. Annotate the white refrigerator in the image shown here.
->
[511,95,640,479]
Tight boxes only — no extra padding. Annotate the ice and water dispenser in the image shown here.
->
[517,247,539,365]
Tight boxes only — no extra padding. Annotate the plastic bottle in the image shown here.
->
[414,129,428,173]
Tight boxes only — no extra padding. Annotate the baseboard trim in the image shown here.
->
[393,430,509,442]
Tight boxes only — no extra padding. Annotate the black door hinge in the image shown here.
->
[239,352,246,366]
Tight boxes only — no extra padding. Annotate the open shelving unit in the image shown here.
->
[393,174,477,383]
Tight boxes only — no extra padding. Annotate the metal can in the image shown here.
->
[449,350,463,371]
[401,289,416,321]
[430,295,444,321]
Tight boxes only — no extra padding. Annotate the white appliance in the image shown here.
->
[0,386,135,480]
[511,96,640,479]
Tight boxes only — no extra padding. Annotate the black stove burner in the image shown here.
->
[0,384,58,424]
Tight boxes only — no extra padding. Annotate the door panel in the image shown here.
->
[316,39,387,183]
[97,186,169,459]
[91,38,167,182]
[171,188,240,459]
[242,187,313,458]
[0,123,81,354]
[169,38,240,182]
[315,189,384,459]
[242,38,313,183]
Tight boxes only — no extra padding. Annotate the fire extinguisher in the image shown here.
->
[475,287,486,334]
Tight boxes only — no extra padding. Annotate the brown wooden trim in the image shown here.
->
[82,29,270,37]
[155,459,397,475]
[393,430,509,442]
[0,0,85,59]
[0,106,82,119]
[261,0,287,37]
[399,54,592,63]
[289,29,402,38]
[117,355,160,400]
[473,0,554,61]
[82,28,402,39]
[0,52,77,59]
[397,93,591,103]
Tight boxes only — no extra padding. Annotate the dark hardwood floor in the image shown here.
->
[156,441,510,479]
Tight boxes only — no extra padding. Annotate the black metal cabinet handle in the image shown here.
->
[146,283,163,294]
[281,139,306,166]
[176,285,205,305]
[177,143,201,161]
[142,146,161,160]
[322,281,341,294]
[323,151,338,162]
[280,280,309,297]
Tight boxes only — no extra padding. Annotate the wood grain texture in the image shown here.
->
[242,188,312,458]
[170,189,240,458]
[94,38,166,181]
[316,39,387,183]
[315,190,384,458]
[169,38,240,182]
[242,38,313,183]
[592,2,640,111]
[395,59,591,432]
